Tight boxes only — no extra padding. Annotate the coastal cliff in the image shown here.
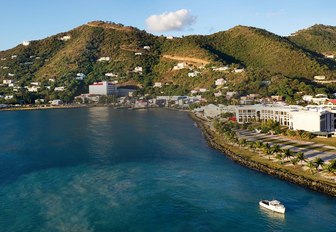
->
[190,113,336,197]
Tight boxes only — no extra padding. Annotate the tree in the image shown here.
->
[313,157,324,171]
[296,152,306,165]
[323,159,336,174]
[275,153,284,163]
[306,161,316,174]
[282,149,293,160]
[255,141,264,149]
[271,144,281,154]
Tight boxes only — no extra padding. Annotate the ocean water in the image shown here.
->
[0,107,335,232]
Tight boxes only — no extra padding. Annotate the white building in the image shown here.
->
[290,108,334,132]
[54,87,65,91]
[3,79,15,84]
[166,36,174,40]
[199,88,207,93]
[49,78,55,82]
[5,95,13,100]
[215,78,226,86]
[314,75,326,81]
[134,52,142,56]
[233,68,244,73]
[173,62,187,70]
[226,91,237,99]
[31,82,40,86]
[154,82,162,88]
[188,71,200,77]
[22,41,30,46]
[97,57,111,62]
[105,72,118,77]
[214,92,222,97]
[51,99,63,105]
[143,46,150,50]
[212,66,229,71]
[27,86,40,92]
[59,35,71,41]
[234,104,335,132]
[134,66,143,73]
[89,81,117,95]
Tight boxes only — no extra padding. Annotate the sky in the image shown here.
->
[1,0,336,51]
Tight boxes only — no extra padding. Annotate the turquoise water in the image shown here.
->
[0,107,335,232]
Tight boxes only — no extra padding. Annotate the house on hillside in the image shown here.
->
[212,66,229,71]
[226,91,237,99]
[314,75,326,81]
[59,35,71,41]
[173,62,187,70]
[54,87,65,91]
[3,79,15,84]
[134,66,143,73]
[143,46,150,50]
[22,41,30,46]
[105,72,118,77]
[233,68,244,73]
[154,82,162,88]
[51,99,63,105]
[97,57,111,62]
[215,78,226,86]
[188,71,200,77]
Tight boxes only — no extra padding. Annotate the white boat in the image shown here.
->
[259,200,286,214]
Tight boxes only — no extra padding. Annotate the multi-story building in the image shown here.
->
[235,104,335,133]
[89,81,117,95]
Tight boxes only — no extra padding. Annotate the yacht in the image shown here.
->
[259,200,286,214]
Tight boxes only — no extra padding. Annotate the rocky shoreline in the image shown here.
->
[190,113,336,197]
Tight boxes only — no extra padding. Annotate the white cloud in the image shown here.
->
[146,9,197,32]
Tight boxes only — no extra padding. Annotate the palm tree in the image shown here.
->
[275,153,284,163]
[271,144,281,154]
[313,157,324,171]
[282,149,292,161]
[306,161,316,174]
[296,152,306,165]
[291,158,299,166]
[255,141,263,149]
[323,159,336,174]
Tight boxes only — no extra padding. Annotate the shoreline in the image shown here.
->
[189,113,336,197]
[0,104,89,112]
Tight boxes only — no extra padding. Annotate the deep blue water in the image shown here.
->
[0,107,335,232]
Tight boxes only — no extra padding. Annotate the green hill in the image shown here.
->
[0,21,336,103]
[209,25,334,78]
[288,24,336,54]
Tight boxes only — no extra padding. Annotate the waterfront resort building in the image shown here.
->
[89,81,117,95]
[235,104,335,133]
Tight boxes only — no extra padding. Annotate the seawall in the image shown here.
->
[190,113,336,197]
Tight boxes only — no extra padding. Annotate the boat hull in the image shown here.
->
[259,201,285,214]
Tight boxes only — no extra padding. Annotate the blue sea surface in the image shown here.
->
[0,107,335,232]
